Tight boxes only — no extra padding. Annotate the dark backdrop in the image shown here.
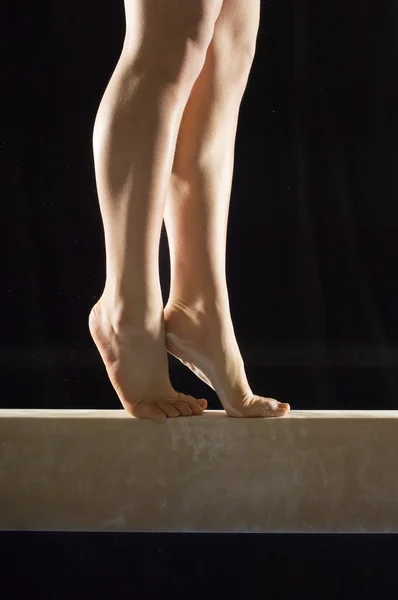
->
[2,0,398,596]
[2,0,398,411]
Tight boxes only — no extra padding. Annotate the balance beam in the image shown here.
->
[0,409,397,533]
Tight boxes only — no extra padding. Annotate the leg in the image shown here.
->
[88,0,223,421]
[163,0,290,417]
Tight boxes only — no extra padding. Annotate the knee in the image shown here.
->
[169,6,222,86]
[211,27,258,93]
[123,0,223,86]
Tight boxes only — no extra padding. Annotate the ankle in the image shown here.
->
[96,291,163,334]
[166,288,230,316]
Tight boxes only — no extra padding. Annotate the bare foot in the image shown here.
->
[163,298,290,418]
[88,298,208,421]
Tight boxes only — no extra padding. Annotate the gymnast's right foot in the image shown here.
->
[164,297,290,418]
[88,296,207,422]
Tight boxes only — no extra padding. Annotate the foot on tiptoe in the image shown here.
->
[88,297,208,422]
[164,298,290,418]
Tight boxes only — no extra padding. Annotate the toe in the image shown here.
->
[155,400,180,418]
[125,402,167,422]
[256,396,289,417]
[182,394,207,414]
[172,400,193,416]
[274,400,290,416]
[195,397,208,410]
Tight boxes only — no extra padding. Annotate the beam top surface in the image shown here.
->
[0,409,397,420]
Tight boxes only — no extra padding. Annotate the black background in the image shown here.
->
[2,0,398,410]
[2,0,398,596]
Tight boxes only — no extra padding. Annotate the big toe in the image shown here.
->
[249,396,290,418]
[277,400,290,414]
[271,398,290,416]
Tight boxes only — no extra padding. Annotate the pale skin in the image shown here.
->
[88,0,291,421]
